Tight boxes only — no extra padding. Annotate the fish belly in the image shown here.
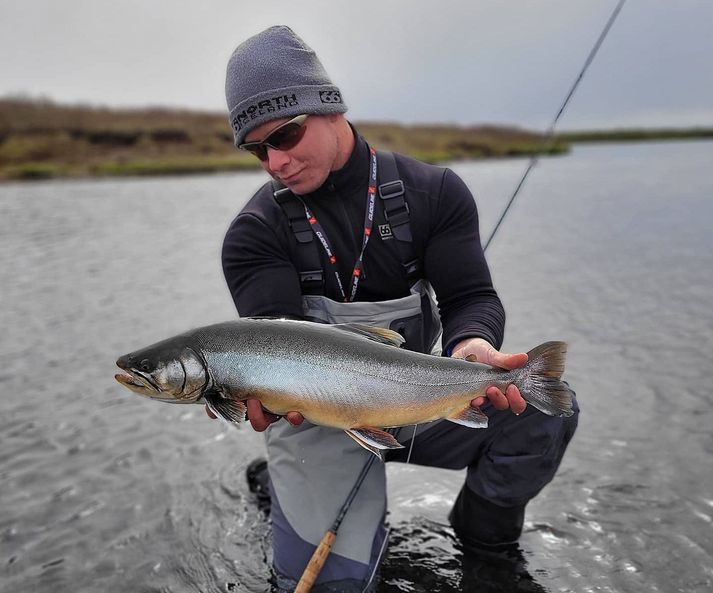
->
[205,345,498,430]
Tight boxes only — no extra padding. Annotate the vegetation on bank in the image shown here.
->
[557,128,713,143]
[2,98,711,182]
[0,98,566,181]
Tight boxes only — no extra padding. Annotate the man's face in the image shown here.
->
[243,114,341,195]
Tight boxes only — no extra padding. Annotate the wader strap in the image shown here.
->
[273,184,325,295]
[273,150,421,294]
[376,151,421,284]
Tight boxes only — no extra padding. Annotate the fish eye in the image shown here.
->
[139,359,152,372]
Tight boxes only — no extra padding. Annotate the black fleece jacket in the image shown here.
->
[221,129,506,353]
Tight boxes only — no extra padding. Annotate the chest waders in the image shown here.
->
[268,151,442,592]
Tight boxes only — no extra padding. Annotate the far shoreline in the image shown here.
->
[1,98,711,182]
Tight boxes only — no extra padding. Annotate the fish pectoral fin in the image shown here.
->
[332,323,406,348]
[465,354,479,363]
[204,392,247,425]
[347,427,405,451]
[446,405,489,428]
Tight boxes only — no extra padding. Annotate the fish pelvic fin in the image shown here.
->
[204,393,247,425]
[333,323,406,347]
[345,427,404,460]
[518,341,574,417]
[447,405,489,428]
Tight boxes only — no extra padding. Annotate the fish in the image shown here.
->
[114,318,574,459]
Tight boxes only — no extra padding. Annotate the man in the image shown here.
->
[215,26,578,593]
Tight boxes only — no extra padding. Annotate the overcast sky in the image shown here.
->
[1,0,711,130]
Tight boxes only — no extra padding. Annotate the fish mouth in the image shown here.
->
[114,369,159,395]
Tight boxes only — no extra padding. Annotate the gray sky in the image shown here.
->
[1,0,711,130]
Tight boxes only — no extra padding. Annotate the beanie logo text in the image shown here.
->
[231,94,300,133]
[319,90,343,104]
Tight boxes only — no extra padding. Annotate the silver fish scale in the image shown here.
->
[186,319,511,410]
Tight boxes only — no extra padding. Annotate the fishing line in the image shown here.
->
[483,0,627,252]
[405,424,418,464]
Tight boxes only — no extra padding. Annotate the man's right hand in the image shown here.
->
[204,399,304,432]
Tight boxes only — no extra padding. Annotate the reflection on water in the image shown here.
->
[1,142,712,592]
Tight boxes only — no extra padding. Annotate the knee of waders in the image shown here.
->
[448,484,525,550]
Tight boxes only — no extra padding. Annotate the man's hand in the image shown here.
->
[204,399,304,431]
[451,337,528,414]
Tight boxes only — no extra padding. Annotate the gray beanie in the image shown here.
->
[225,26,347,146]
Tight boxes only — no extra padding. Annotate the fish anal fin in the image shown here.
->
[205,392,246,425]
[350,427,404,449]
[333,323,405,348]
[447,405,489,428]
[346,427,404,459]
[344,430,385,461]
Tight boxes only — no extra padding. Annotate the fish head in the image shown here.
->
[115,341,207,403]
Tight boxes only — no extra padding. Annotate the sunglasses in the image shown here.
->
[238,114,309,161]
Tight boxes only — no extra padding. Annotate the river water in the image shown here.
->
[1,141,712,592]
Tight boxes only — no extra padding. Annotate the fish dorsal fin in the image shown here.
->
[332,323,405,347]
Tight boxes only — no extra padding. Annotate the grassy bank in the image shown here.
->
[558,128,713,144]
[0,98,566,181]
[4,98,710,183]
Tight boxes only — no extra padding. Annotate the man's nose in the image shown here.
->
[266,147,290,172]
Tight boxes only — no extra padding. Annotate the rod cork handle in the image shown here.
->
[294,529,337,593]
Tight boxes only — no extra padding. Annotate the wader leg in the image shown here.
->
[448,484,525,549]
[387,390,579,547]
[265,422,389,593]
[270,480,386,593]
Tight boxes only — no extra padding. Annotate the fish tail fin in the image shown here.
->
[517,341,574,417]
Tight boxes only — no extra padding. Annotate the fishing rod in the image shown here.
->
[295,1,627,590]
[293,456,376,593]
[484,0,627,251]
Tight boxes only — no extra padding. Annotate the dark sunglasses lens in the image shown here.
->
[244,144,268,161]
[266,122,307,150]
[241,117,307,161]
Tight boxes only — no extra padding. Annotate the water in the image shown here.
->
[1,141,712,592]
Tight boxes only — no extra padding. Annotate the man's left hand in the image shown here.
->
[451,337,528,414]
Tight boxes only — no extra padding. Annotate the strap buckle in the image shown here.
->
[384,201,410,227]
[290,217,313,244]
[379,179,410,228]
[299,269,324,292]
[378,180,405,200]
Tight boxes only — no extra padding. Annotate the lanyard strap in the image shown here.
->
[299,146,378,302]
